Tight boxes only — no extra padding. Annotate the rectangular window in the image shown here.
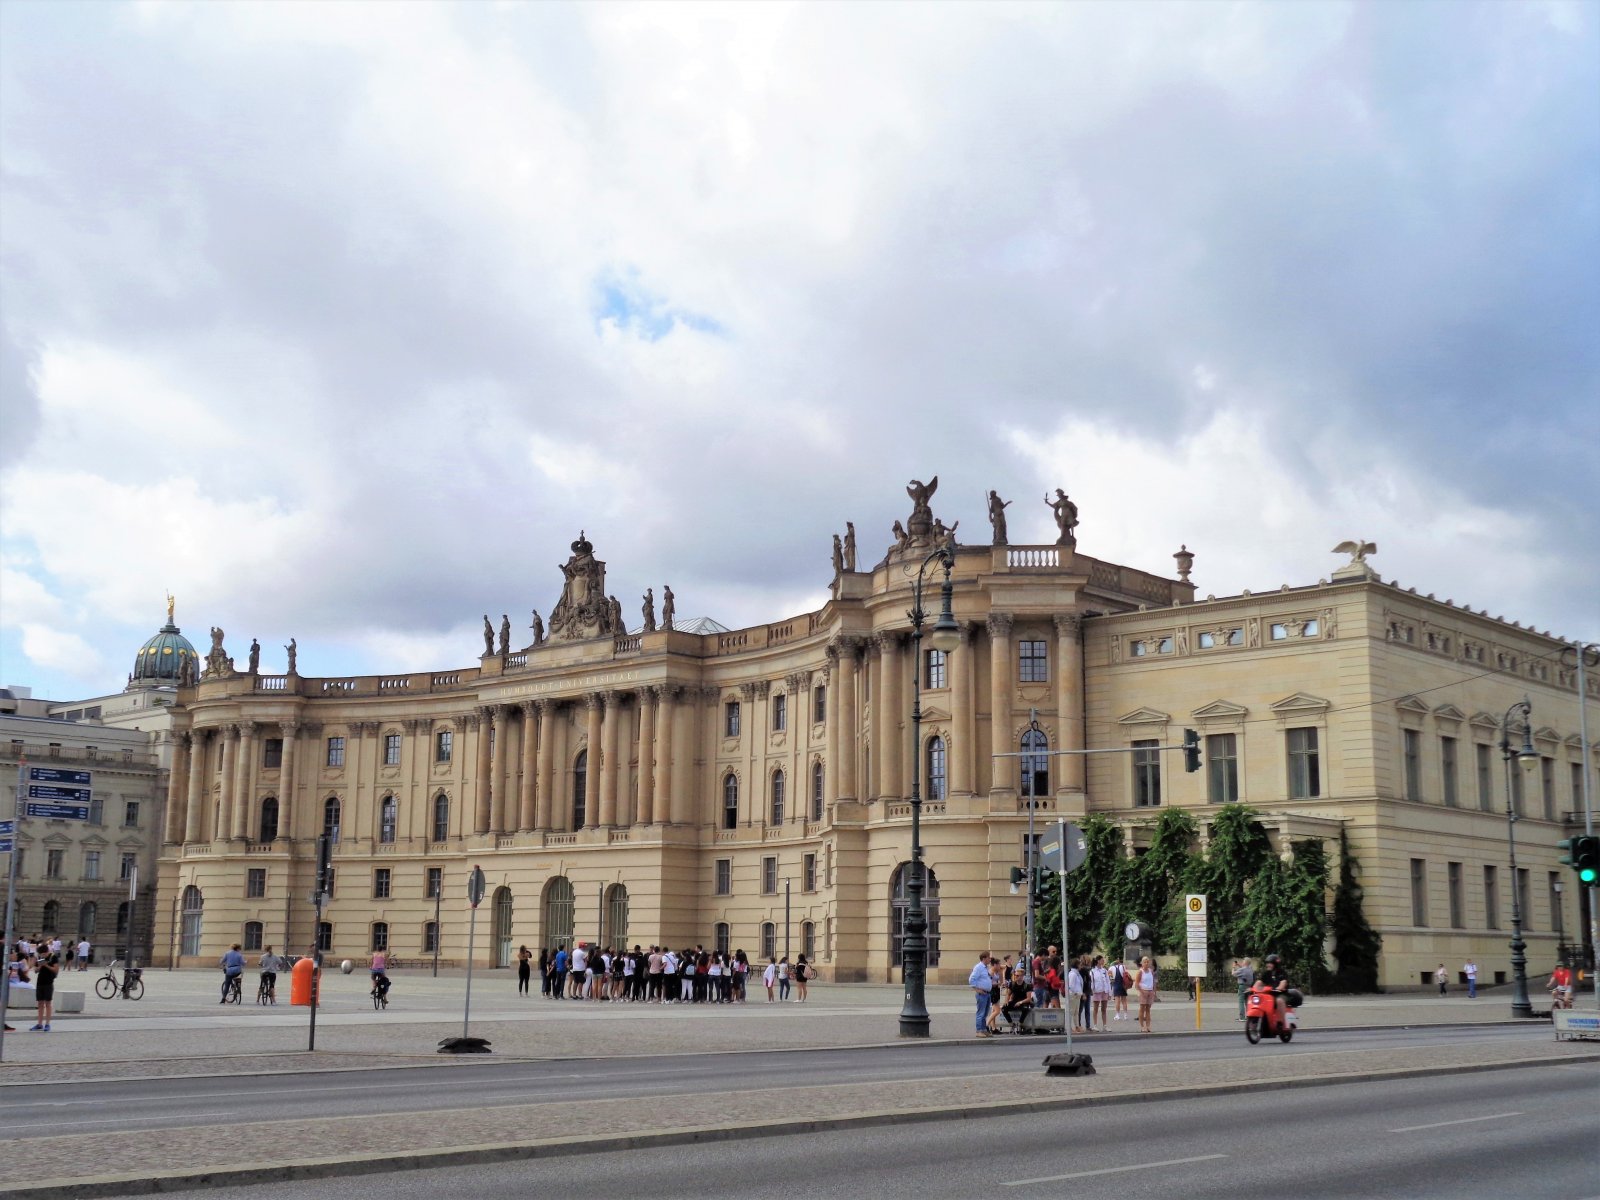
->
[124,800,141,827]
[324,867,337,898]
[1018,640,1048,683]
[1287,727,1321,799]
[1541,757,1555,821]
[1206,733,1238,804]
[1483,865,1499,929]
[1403,729,1421,801]
[88,796,104,825]
[384,733,401,766]
[46,849,64,879]
[1440,737,1458,808]
[725,700,741,738]
[426,866,442,899]
[1409,858,1428,927]
[1550,872,1565,937]
[1516,868,1531,931]
[803,853,817,892]
[715,858,732,896]
[424,922,439,954]
[1477,744,1493,812]
[246,868,266,899]
[317,922,333,953]
[243,921,264,951]
[371,923,389,953]
[326,736,345,768]
[1447,862,1463,928]
[761,856,777,895]
[120,852,137,880]
[1510,761,1524,817]
[772,693,787,732]
[263,739,283,769]
[813,686,826,725]
[926,649,947,690]
[1132,739,1162,808]
[84,851,101,881]
[435,730,453,763]
[374,868,392,900]
[1576,763,1588,812]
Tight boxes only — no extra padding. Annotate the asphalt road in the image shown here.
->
[191,1064,1600,1200]
[0,1023,1556,1138]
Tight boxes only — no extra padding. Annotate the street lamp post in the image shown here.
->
[898,544,961,1039]
[1500,698,1539,1019]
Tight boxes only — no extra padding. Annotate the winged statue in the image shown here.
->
[1333,540,1376,563]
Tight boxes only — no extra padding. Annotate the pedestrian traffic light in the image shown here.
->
[1009,866,1027,895]
[1182,728,1201,773]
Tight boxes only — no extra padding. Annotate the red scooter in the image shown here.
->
[1244,980,1299,1044]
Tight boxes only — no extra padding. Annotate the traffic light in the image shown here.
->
[1182,728,1202,773]
[1562,835,1600,885]
[1009,866,1026,895]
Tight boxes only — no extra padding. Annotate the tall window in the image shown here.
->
[42,899,61,931]
[116,900,131,938]
[1447,862,1463,928]
[803,852,817,892]
[432,794,449,842]
[371,922,389,952]
[926,649,947,689]
[1018,640,1048,682]
[772,693,787,732]
[317,922,333,953]
[1132,739,1161,807]
[1403,729,1421,801]
[47,849,64,879]
[1550,872,1565,938]
[180,885,203,956]
[762,856,778,894]
[724,700,741,738]
[714,922,731,958]
[715,858,732,895]
[889,863,941,967]
[761,922,776,961]
[243,921,264,951]
[811,761,825,821]
[1541,757,1555,821]
[1207,733,1238,803]
[1575,763,1588,812]
[383,733,401,766]
[927,736,947,801]
[263,738,283,769]
[246,868,266,899]
[1020,729,1049,799]
[423,921,439,954]
[1476,744,1493,812]
[1409,858,1428,926]
[120,852,137,880]
[1510,760,1524,817]
[85,851,101,881]
[435,730,453,763]
[572,751,588,828]
[1287,728,1320,799]
[323,797,341,843]
[426,866,442,899]
[723,774,738,830]
[79,901,97,938]
[258,796,279,843]
[379,795,397,844]
[1484,865,1499,929]
[1440,737,1458,808]
[802,921,816,959]
[770,770,785,825]
[374,868,392,900]
[326,736,345,768]
[1516,868,1531,931]
[123,800,141,827]
[813,686,826,725]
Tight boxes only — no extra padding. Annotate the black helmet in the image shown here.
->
[1265,953,1282,965]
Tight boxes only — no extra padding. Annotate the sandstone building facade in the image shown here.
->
[150,492,1597,988]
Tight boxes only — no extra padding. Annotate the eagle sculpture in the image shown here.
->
[1333,540,1376,563]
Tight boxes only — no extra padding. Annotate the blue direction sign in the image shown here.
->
[0,839,12,853]
[27,766,92,786]
[24,802,90,821]
[26,783,92,803]
[0,819,13,835]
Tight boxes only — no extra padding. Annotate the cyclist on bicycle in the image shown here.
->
[369,948,390,1006]
[219,943,245,1003]
[258,946,283,1004]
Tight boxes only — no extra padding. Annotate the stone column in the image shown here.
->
[652,685,675,825]
[234,721,258,841]
[863,639,881,800]
[988,612,1014,794]
[668,689,695,825]
[636,689,656,827]
[584,694,603,828]
[518,702,538,832]
[787,671,808,823]
[824,645,841,806]
[952,623,977,796]
[1055,613,1085,793]
[165,733,190,843]
[837,639,860,801]
[534,701,555,830]
[183,731,206,843]
[217,725,238,842]
[489,705,509,834]
[599,692,622,827]
[470,704,489,838]
[876,634,902,801]
[278,722,299,842]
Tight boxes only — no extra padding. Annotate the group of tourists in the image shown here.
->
[6,936,67,1032]
[517,944,817,1004]
[969,947,1160,1037]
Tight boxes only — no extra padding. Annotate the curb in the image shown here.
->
[11,1050,1597,1199]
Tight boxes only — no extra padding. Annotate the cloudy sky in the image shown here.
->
[2,0,1596,698]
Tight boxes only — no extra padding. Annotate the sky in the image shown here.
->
[1,0,1596,699]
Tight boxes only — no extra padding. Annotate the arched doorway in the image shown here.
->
[492,886,514,968]
[542,876,575,950]
[604,884,629,950]
[889,863,941,970]
[180,885,204,956]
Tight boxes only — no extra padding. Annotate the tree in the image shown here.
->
[1238,837,1328,981]
[1330,828,1383,991]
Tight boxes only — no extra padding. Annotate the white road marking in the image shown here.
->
[1003,1154,1227,1185]
[7,1112,237,1130]
[0,1076,587,1110]
[1389,1111,1522,1133]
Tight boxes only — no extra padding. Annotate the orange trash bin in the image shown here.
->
[290,957,320,1007]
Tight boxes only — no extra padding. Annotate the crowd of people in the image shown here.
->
[5,934,67,1032]
[968,947,1159,1037]
[516,944,817,1004]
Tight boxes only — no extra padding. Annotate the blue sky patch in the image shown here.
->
[593,268,725,342]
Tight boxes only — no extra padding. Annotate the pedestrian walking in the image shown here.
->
[517,945,532,995]
[1463,959,1477,999]
[777,955,792,1001]
[1137,957,1156,1033]
[1232,956,1255,1020]
[794,953,811,1001]
[968,950,994,1037]
[75,938,90,971]
[31,953,57,1031]
[763,957,777,1001]
[1435,963,1448,996]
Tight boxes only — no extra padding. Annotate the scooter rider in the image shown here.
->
[1257,953,1289,1023]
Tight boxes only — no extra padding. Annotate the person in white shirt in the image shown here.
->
[1067,959,1087,1034]
[967,951,995,1037]
[763,957,778,1002]
[75,939,91,971]
[1090,956,1112,1031]
[570,945,588,999]
[1463,960,1478,998]
[660,950,678,1002]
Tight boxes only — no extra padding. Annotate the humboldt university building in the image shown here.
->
[150,485,1598,989]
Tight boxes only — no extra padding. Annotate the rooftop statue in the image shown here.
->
[661,586,675,632]
[642,588,657,633]
[843,522,857,571]
[1046,488,1078,547]
[906,477,938,540]
[549,531,622,641]
[987,490,1011,545]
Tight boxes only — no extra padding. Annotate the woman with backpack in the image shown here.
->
[794,953,812,1001]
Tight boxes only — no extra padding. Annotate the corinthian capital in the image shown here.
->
[1054,613,1082,639]
[986,612,1014,637]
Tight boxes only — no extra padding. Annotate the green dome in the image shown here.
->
[132,620,198,686]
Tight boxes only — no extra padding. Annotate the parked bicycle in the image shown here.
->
[93,960,144,1001]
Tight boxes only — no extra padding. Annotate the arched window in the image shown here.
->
[79,901,97,938]
[180,885,203,956]
[811,761,825,821]
[371,922,389,952]
[116,900,132,937]
[760,921,776,961]
[431,793,449,842]
[543,876,575,949]
[379,795,397,844]
[258,796,279,843]
[572,751,588,828]
[723,773,739,830]
[492,887,513,968]
[714,922,730,958]
[42,899,61,932]
[890,863,942,968]
[1020,729,1049,800]
[323,796,342,843]
[926,736,947,801]
[770,770,785,825]
[317,922,333,953]
[243,921,264,951]
[802,920,816,958]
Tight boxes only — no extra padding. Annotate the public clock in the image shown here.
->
[1125,922,1143,941]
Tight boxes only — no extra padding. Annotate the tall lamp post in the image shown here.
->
[1500,697,1539,1019]
[898,543,961,1039]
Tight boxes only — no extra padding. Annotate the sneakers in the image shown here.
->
[41,1024,50,1032]
[29,1024,42,1031]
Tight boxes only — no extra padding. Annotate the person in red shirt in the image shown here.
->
[1548,963,1574,1009]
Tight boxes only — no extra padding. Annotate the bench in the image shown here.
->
[5,987,84,1012]
[1000,1006,1066,1035]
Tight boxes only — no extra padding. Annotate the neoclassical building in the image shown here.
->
[152,487,1597,987]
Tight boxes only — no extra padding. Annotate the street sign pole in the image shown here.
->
[0,759,25,1064]
[1185,893,1208,1030]
[1058,818,1071,1054]
[463,864,486,1040]
[308,833,331,1052]
[126,864,139,973]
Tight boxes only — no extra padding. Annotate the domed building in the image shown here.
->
[129,598,199,689]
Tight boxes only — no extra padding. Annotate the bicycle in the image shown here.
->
[370,973,391,1010]
[256,973,277,1005]
[93,960,144,1001]
[222,973,244,1004]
